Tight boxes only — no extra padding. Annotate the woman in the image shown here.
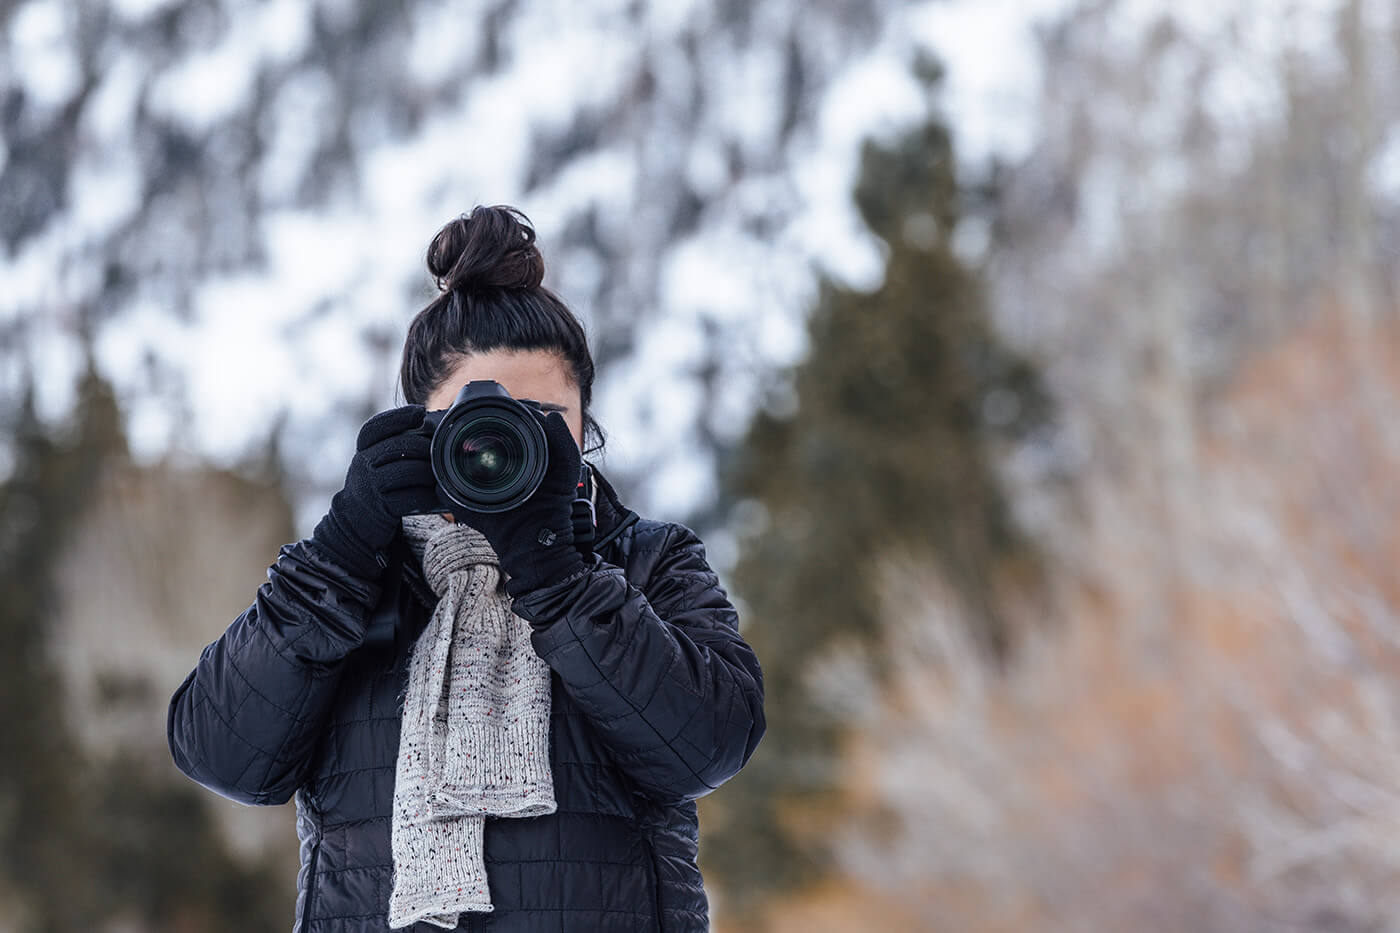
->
[167,205,766,933]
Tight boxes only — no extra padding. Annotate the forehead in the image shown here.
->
[430,348,577,408]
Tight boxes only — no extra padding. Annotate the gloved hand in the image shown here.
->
[456,409,586,598]
[310,404,441,579]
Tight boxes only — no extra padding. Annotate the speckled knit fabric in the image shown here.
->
[388,514,556,930]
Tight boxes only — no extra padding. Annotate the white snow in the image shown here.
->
[10,1,81,113]
[5,0,1381,526]
[148,0,312,133]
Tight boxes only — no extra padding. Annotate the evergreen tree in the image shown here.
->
[0,355,291,930]
[0,359,123,929]
[701,60,1052,910]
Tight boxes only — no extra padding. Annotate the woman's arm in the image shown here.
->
[510,521,766,805]
[166,538,383,806]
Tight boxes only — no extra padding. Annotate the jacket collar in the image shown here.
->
[586,459,640,553]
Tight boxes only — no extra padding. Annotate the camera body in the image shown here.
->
[403,379,586,515]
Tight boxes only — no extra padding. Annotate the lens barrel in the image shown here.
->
[429,381,549,513]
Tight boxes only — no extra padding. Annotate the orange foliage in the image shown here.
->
[733,303,1400,930]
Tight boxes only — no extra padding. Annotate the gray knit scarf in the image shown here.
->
[387,513,556,930]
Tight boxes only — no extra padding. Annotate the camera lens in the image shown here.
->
[455,418,526,490]
[432,395,549,513]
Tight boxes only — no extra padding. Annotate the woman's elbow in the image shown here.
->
[166,678,299,807]
[691,687,767,797]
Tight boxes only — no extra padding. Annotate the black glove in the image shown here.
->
[310,404,440,579]
[456,409,586,598]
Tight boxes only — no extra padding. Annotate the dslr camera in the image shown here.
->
[403,379,591,515]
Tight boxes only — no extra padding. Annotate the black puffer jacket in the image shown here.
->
[167,466,765,932]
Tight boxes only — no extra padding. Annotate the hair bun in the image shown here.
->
[427,205,545,294]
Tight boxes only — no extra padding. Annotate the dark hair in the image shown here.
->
[397,204,605,457]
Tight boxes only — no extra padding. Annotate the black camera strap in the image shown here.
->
[571,497,596,559]
[591,509,639,554]
[570,461,639,561]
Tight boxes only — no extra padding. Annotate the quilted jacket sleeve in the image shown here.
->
[511,521,766,805]
[166,537,383,806]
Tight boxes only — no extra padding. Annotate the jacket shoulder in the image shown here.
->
[617,516,713,559]
[611,517,722,595]
[623,516,678,551]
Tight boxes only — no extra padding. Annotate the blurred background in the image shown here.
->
[3,0,1399,930]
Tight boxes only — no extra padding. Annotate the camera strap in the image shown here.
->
[591,509,639,555]
[570,461,639,561]
[571,497,596,559]
[571,463,597,560]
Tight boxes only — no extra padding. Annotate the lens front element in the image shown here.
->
[455,416,527,490]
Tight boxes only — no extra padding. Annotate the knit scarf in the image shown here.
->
[387,513,556,930]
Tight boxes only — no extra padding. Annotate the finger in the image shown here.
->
[367,433,433,468]
[357,404,426,451]
[542,410,580,459]
[385,485,444,515]
[376,459,437,494]
[538,411,582,495]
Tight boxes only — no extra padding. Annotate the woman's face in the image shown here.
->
[425,348,584,521]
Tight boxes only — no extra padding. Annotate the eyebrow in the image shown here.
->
[538,402,569,412]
